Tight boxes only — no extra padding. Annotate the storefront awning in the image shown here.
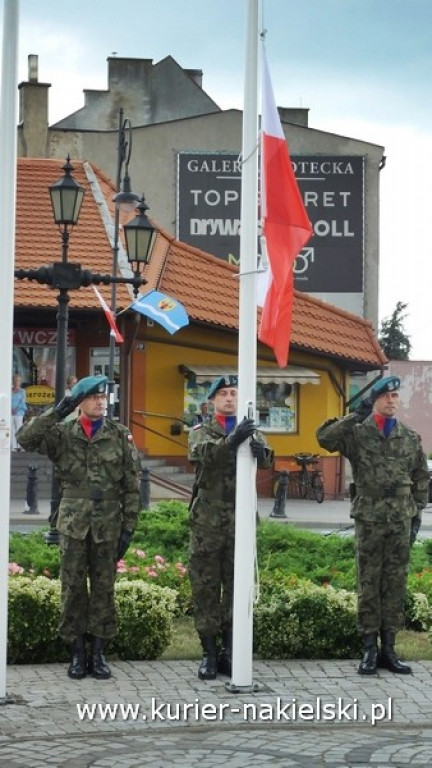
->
[179,364,320,386]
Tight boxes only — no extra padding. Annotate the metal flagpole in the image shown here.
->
[0,0,19,703]
[226,0,260,693]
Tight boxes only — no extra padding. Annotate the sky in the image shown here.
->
[9,0,432,358]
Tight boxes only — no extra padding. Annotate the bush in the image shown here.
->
[8,577,64,663]
[111,581,177,660]
[257,522,357,589]
[254,580,362,659]
[117,551,191,615]
[9,531,61,578]
[405,582,432,631]
[134,501,189,561]
[7,576,176,664]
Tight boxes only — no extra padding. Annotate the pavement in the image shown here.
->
[4,494,432,766]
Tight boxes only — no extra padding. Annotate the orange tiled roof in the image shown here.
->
[15,158,385,370]
[15,158,131,309]
[145,231,386,370]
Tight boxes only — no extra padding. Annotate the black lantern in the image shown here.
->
[113,169,140,213]
[124,195,157,269]
[49,155,85,227]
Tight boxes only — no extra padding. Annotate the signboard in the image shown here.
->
[13,328,76,346]
[177,152,364,294]
[25,384,55,406]
[177,153,242,266]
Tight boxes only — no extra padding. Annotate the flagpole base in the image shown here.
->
[225,681,260,694]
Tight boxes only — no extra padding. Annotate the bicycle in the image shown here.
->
[294,453,325,503]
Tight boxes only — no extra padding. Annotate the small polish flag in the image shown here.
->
[92,285,124,344]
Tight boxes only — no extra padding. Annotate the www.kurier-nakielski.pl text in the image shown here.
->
[77,697,393,726]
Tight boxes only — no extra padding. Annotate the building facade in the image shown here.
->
[14,54,388,496]
[18,53,384,329]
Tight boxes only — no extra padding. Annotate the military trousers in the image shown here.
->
[58,533,118,643]
[355,518,411,634]
[188,500,235,636]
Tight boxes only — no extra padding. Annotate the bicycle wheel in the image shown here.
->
[312,473,325,503]
[298,468,309,499]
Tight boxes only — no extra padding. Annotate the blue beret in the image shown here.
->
[371,375,400,401]
[208,374,238,399]
[70,375,108,400]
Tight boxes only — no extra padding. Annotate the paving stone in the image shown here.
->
[1,660,432,766]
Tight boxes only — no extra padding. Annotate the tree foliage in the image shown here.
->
[378,301,411,360]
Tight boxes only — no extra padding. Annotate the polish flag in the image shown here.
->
[92,285,124,344]
[258,49,313,368]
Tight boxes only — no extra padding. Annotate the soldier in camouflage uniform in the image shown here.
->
[316,375,428,676]
[188,375,273,680]
[17,375,141,680]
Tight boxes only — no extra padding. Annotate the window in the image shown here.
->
[256,381,297,433]
[183,378,298,433]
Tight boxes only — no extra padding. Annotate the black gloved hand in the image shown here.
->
[227,417,256,450]
[353,397,373,423]
[410,514,421,546]
[250,439,266,463]
[54,393,84,420]
[117,529,134,560]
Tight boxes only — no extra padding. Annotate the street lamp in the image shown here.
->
[48,156,85,407]
[46,156,84,543]
[107,109,141,420]
[14,155,156,544]
[123,195,157,273]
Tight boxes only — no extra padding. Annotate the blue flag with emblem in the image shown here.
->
[131,291,189,335]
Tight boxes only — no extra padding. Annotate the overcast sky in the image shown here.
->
[12,0,432,358]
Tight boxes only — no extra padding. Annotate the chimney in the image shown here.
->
[18,54,51,157]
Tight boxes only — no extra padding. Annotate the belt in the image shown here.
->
[356,486,411,499]
[196,490,235,504]
[62,487,119,501]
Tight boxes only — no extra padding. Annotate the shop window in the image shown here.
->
[183,378,298,433]
[256,381,297,433]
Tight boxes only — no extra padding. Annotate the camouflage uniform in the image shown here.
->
[17,408,141,642]
[188,417,273,636]
[316,413,428,633]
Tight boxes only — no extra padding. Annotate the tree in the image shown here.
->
[378,301,411,360]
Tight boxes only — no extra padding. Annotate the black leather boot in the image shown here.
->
[88,636,112,679]
[358,632,378,675]
[217,629,232,676]
[198,635,217,680]
[67,636,87,680]
[378,630,412,674]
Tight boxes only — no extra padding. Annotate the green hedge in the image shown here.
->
[254,579,362,659]
[8,577,177,664]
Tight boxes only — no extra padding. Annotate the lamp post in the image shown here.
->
[48,155,85,412]
[14,156,156,544]
[45,157,84,542]
[107,109,140,420]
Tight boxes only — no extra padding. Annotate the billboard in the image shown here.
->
[177,152,364,294]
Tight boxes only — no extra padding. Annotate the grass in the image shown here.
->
[161,618,432,661]
[161,617,201,660]
[396,630,432,661]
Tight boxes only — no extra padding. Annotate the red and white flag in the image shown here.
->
[258,49,313,368]
[92,285,124,344]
